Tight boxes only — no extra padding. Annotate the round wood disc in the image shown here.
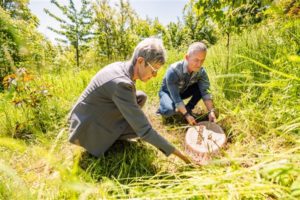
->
[185,121,226,164]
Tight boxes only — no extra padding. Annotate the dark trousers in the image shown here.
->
[158,83,202,117]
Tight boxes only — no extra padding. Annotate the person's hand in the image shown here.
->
[182,154,192,164]
[173,149,191,164]
[185,114,196,125]
[208,111,216,122]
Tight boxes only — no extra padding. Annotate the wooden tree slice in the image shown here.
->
[185,121,226,165]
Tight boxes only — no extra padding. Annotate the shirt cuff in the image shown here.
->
[175,101,185,109]
[202,94,212,100]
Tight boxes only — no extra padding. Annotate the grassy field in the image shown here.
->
[0,19,300,199]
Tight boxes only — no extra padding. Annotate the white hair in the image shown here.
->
[187,42,207,56]
[131,38,166,65]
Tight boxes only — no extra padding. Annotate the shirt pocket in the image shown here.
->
[190,79,197,85]
[178,80,185,89]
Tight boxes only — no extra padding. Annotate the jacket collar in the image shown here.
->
[183,60,190,74]
[183,60,197,77]
[124,61,135,82]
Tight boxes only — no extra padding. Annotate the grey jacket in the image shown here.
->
[68,61,175,157]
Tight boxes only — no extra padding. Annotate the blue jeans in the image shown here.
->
[158,83,201,117]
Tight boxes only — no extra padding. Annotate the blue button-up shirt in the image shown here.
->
[160,60,212,108]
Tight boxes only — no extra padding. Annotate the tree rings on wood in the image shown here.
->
[185,121,226,165]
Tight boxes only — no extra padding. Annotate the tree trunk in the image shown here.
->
[106,35,111,60]
[76,43,80,68]
[226,31,230,73]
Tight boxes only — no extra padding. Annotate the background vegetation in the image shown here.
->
[0,0,299,199]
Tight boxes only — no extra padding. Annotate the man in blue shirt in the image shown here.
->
[157,42,217,125]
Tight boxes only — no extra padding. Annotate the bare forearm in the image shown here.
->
[172,148,191,164]
[203,99,214,111]
[204,99,217,122]
[176,104,196,125]
[176,103,188,115]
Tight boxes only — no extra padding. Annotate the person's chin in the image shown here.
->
[142,78,149,82]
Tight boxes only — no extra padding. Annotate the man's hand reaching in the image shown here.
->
[208,111,216,122]
[185,114,197,125]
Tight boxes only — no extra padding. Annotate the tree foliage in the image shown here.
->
[1,0,296,79]
[93,0,166,61]
[183,0,217,45]
[0,7,20,76]
[0,3,50,87]
[44,0,93,68]
[192,0,271,71]
[0,0,38,23]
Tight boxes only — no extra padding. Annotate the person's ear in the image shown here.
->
[137,57,144,65]
[185,54,189,61]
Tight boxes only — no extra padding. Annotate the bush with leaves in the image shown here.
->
[1,68,64,139]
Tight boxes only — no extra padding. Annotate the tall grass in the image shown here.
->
[0,18,300,199]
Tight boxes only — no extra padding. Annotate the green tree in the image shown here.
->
[271,0,300,17]
[0,7,20,78]
[44,0,93,68]
[93,0,171,60]
[93,0,142,60]
[0,0,39,78]
[165,20,187,49]
[93,0,118,60]
[134,18,152,38]
[116,0,139,59]
[0,5,51,89]
[183,0,217,45]
[0,0,37,22]
[194,0,270,71]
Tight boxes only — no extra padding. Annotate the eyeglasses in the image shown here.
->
[147,62,159,75]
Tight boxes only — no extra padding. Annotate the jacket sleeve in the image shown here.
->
[165,68,185,108]
[198,67,212,100]
[112,82,175,156]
